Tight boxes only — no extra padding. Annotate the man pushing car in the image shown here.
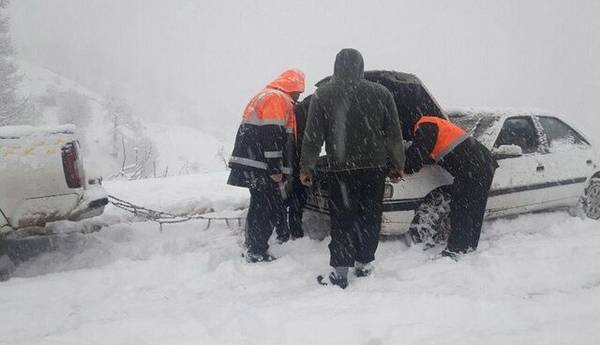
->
[404,115,498,258]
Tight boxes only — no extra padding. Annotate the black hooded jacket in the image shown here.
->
[292,95,311,174]
[300,49,405,173]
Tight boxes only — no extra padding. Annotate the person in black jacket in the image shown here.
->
[282,95,312,240]
[404,116,498,258]
[300,48,405,288]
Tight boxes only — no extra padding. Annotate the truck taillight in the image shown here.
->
[62,142,82,188]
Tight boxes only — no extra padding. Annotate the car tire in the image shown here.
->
[302,209,330,241]
[408,189,451,246]
[583,178,600,220]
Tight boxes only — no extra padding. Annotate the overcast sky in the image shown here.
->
[9,0,600,136]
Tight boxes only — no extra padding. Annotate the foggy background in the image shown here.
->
[9,0,600,138]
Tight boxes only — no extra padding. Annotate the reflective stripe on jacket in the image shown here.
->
[414,116,469,162]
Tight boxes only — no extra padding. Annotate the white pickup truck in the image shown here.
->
[0,125,108,236]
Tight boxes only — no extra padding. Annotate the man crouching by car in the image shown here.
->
[300,48,405,288]
[404,115,498,258]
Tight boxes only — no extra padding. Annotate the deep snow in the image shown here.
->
[103,172,248,219]
[1,175,600,345]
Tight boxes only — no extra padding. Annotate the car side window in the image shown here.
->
[494,117,540,154]
[538,116,589,151]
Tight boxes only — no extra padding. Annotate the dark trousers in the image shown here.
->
[286,177,307,238]
[245,183,285,255]
[446,169,495,253]
[327,168,386,267]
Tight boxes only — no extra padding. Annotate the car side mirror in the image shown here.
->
[492,145,523,159]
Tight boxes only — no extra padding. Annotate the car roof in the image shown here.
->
[446,107,595,148]
[446,106,560,120]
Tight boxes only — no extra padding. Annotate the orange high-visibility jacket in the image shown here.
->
[414,116,470,161]
[229,69,305,176]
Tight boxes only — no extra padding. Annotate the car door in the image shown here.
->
[486,116,549,217]
[533,115,594,208]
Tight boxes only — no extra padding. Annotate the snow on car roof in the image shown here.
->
[0,124,76,139]
[446,106,560,118]
[445,107,571,148]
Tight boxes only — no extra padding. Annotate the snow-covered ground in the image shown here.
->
[103,172,248,219]
[1,174,600,345]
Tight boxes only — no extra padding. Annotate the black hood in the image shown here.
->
[332,48,364,81]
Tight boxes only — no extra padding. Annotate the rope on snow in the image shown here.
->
[107,195,245,231]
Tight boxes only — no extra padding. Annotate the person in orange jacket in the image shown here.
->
[227,69,305,263]
[404,115,498,258]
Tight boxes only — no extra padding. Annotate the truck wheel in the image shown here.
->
[408,189,451,246]
[583,178,600,220]
[0,255,15,281]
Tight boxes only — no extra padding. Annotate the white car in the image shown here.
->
[0,125,108,236]
[304,108,600,239]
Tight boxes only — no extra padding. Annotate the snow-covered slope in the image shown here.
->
[18,60,101,103]
[1,174,599,345]
[145,123,231,176]
[17,60,124,176]
[15,60,230,178]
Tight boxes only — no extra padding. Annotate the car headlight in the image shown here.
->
[383,183,393,199]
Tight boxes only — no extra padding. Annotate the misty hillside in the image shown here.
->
[16,60,230,179]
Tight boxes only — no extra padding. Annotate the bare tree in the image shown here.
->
[57,90,92,128]
[110,136,155,180]
[216,146,230,169]
[0,0,25,125]
[102,93,136,158]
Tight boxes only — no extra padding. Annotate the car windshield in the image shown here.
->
[448,113,501,140]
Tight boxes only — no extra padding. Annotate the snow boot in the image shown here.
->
[244,251,276,263]
[317,267,349,289]
[275,234,290,245]
[354,261,373,277]
[440,248,460,261]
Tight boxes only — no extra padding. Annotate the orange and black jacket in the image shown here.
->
[228,69,304,187]
[405,116,497,177]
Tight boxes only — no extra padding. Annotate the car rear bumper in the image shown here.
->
[67,186,109,222]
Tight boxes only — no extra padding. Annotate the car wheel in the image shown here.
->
[408,189,451,246]
[583,178,600,220]
[302,209,330,241]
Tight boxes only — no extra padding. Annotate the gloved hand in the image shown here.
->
[300,172,313,187]
[270,174,283,182]
[388,169,404,183]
